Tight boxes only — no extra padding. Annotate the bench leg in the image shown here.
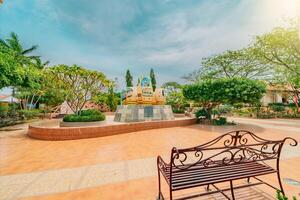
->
[205,184,210,191]
[247,177,250,183]
[277,171,285,196]
[169,188,173,200]
[230,180,235,200]
[157,170,163,200]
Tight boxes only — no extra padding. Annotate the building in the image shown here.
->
[0,94,19,107]
[261,84,298,106]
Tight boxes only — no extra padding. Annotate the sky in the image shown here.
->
[0,0,299,93]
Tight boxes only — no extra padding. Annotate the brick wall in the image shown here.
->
[28,118,197,140]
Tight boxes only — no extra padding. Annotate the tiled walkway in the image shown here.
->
[0,118,300,199]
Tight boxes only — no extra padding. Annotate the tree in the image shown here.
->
[125,69,133,87]
[162,81,182,95]
[0,32,38,64]
[253,26,300,76]
[47,65,110,114]
[150,68,157,91]
[15,65,45,110]
[183,48,272,82]
[252,25,300,112]
[166,91,188,113]
[0,32,40,89]
[0,48,24,89]
[183,78,266,117]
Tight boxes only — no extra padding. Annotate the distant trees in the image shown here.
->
[125,69,133,87]
[150,68,157,91]
[184,22,300,112]
[162,81,181,94]
[183,48,272,82]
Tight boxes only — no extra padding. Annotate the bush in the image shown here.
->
[172,107,185,113]
[212,105,232,116]
[276,113,300,119]
[80,109,102,116]
[276,190,297,200]
[270,105,285,112]
[0,105,8,118]
[18,109,41,120]
[195,108,210,120]
[212,117,227,125]
[268,103,284,107]
[63,109,105,122]
[256,112,276,119]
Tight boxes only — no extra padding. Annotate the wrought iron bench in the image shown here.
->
[157,130,297,200]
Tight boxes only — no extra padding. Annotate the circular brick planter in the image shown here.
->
[28,118,197,140]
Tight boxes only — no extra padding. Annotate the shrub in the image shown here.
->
[195,108,211,120]
[270,105,285,112]
[276,190,297,200]
[172,107,185,113]
[80,109,102,116]
[212,105,232,117]
[0,105,8,118]
[18,109,41,120]
[63,109,105,122]
[276,113,300,119]
[212,117,227,125]
[256,112,276,119]
[268,103,284,107]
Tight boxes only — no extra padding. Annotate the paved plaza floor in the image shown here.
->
[0,117,300,199]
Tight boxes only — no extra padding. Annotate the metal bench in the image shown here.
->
[157,130,297,200]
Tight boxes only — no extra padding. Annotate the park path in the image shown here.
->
[0,118,300,199]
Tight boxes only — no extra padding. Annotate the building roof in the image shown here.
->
[0,95,19,103]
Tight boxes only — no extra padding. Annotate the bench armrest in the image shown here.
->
[157,155,169,174]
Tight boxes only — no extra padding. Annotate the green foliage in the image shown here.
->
[0,105,8,118]
[256,112,276,119]
[47,65,110,114]
[18,109,41,120]
[276,190,297,200]
[183,47,272,82]
[0,32,40,89]
[162,81,182,94]
[63,109,105,122]
[150,68,156,91]
[92,87,121,112]
[166,91,189,114]
[212,117,227,125]
[183,78,266,107]
[212,105,232,117]
[125,69,133,87]
[195,108,211,120]
[270,105,285,112]
[79,109,103,116]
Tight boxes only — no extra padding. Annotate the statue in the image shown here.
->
[114,75,174,122]
[122,76,165,105]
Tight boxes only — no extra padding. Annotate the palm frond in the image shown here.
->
[7,32,23,52]
[22,45,38,55]
[0,38,9,48]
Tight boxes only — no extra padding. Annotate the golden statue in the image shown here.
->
[122,76,165,105]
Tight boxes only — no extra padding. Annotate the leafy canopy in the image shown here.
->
[183,78,266,107]
[47,64,110,114]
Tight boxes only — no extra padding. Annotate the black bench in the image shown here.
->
[157,130,297,200]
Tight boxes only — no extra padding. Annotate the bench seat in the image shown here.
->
[164,161,276,191]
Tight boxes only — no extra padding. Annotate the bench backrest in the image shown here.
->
[171,130,297,170]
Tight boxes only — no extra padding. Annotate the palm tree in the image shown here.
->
[0,32,39,63]
[33,57,50,69]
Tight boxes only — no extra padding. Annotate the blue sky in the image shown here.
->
[0,0,298,92]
